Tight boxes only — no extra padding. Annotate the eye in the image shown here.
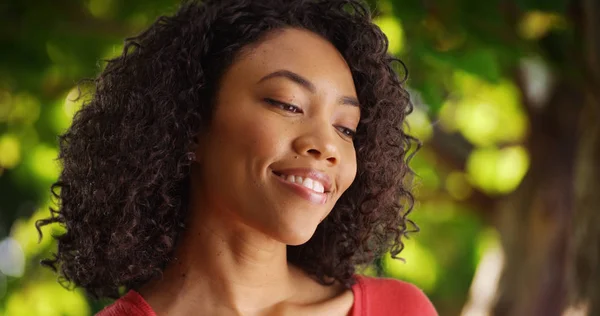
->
[264,98,303,114]
[336,126,357,139]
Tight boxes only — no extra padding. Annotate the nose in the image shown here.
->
[292,121,340,165]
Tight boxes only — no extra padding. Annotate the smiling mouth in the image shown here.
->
[273,171,326,194]
[271,170,330,205]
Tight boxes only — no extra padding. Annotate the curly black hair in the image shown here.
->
[36,0,419,299]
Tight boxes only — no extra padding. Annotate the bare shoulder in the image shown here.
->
[355,275,438,316]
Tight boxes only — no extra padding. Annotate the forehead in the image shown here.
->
[227,28,357,95]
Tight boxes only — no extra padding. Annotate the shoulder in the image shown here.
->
[353,275,437,316]
[96,290,156,316]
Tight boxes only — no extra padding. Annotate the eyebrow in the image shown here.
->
[257,69,360,107]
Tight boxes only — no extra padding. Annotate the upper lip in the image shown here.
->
[272,168,332,193]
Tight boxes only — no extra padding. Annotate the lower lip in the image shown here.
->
[273,173,328,205]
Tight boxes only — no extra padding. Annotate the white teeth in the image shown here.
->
[279,174,325,194]
[302,178,313,190]
[313,181,324,193]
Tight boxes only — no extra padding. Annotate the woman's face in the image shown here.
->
[194,28,360,245]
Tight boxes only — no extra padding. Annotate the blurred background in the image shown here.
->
[0,0,598,315]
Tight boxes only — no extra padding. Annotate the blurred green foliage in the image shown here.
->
[0,0,572,315]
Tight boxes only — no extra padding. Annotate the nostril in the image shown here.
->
[307,149,320,155]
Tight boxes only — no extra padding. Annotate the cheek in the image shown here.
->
[209,106,291,175]
[339,148,358,193]
[234,125,291,176]
[243,122,287,158]
[212,107,274,153]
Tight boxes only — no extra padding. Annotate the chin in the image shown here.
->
[276,223,319,246]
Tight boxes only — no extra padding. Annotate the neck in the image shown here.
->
[139,190,300,315]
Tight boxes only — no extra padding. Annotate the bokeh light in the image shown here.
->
[0,134,21,169]
[449,72,528,147]
[466,146,530,195]
[446,171,473,201]
[87,0,115,19]
[0,237,25,278]
[0,1,588,315]
[8,93,40,126]
[27,145,60,183]
[518,11,567,40]
[4,282,90,316]
[374,15,405,55]
[406,107,434,142]
[383,238,440,292]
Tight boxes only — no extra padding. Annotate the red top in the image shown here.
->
[96,275,437,316]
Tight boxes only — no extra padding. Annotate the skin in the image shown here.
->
[139,27,360,316]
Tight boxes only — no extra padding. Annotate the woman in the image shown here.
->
[37,0,437,315]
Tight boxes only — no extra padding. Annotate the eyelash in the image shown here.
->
[265,98,303,113]
[264,98,357,139]
[337,126,357,139]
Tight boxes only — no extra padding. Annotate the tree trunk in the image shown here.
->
[568,0,600,313]
[492,79,580,316]
[493,0,600,314]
